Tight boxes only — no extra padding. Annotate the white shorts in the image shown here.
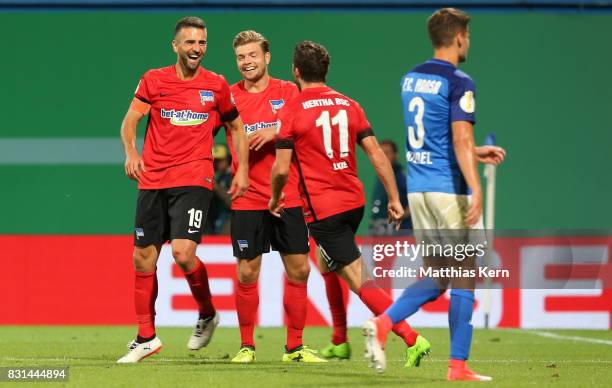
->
[408,192,483,230]
[408,192,485,251]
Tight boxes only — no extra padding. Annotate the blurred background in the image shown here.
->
[1,0,611,329]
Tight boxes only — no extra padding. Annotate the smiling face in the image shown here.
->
[235,41,270,83]
[172,27,207,72]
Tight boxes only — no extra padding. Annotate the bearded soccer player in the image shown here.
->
[117,16,249,363]
[225,30,325,363]
[270,40,430,368]
[363,8,506,381]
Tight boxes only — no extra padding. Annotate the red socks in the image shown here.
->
[134,270,158,339]
[284,279,307,350]
[322,271,349,345]
[358,280,419,346]
[183,258,215,318]
[235,280,259,348]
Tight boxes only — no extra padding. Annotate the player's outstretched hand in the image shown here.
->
[248,127,276,151]
[476,145,506,165]
[387,201,405,231]
[465,190,483,227]
[268,192,286,218]
[229,170,249,200]
[125,149,145,181]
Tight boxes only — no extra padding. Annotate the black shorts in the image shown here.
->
[134,186,212,247]
[230,207,309,259]
[308,206,364,272]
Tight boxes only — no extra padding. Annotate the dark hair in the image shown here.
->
[380,139,398,153]
[427,8,471,48]
[293,40,330,83]
[175,16,206,36]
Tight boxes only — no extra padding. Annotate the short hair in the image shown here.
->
[380,139,398,153]
[427,8,471,49]
[174,16,206,36]
[233,30,270,53]
[293,41,330,83]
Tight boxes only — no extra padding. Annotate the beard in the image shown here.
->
[242,66,266,83]
[180,53,201,71]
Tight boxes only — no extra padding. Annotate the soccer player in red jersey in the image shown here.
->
[270,41,430,366]
[117,17,249,363]
[224,30,324,363]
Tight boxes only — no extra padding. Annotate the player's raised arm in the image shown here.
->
[225,115,249,199]
[120,101,148,181]
[452,121,482,226]
[359,136,404,229]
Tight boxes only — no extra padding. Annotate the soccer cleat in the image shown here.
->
[362,318,387,373]
[404,335,431,367]
[231,347,256,363]
[282,346,328,363]
[116,337,162,363]
[447,359,492,381]
[187,312,220,350]
[320,342,351,360]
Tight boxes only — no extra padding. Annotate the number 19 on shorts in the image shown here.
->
[188,208,203,229]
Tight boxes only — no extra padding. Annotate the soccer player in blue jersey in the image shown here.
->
[363,8,505,381]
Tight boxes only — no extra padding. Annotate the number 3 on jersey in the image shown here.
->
[407,97,425,149]
[316,110,349,158]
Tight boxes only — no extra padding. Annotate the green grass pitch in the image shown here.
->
[0,326,610,387]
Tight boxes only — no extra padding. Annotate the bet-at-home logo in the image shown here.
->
[161,109,208,126]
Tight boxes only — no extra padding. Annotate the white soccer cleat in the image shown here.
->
[116,337,162,363]
[187,312,220,350]
[362,319,387,373]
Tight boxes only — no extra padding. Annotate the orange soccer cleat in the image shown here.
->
[447,359,492,382]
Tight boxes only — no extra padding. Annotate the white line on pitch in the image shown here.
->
[517,330,612,346]
[1,357,610,364]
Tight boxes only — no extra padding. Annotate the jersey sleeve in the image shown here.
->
[275,104,295,149]
[450,76,476,124]
[131,73,153,115]
[283,82,300,101]
[218,76,239,123]
[354,103,375,143]
[134,73,153,104]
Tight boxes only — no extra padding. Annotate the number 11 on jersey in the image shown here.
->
[316,110,349,159]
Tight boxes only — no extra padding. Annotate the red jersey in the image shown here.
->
[227,78,301,210]
[134,65,237,190]
[276,86,374,223]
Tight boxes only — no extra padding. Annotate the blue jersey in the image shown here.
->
[401,58,476,195]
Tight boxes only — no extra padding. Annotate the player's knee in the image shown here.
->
[286,261,310,283]
[172,248,195,269]
[237,260,260,283]
[132,247,156,272]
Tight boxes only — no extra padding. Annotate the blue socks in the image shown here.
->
[449,289,475,360]
[385,277,441,324]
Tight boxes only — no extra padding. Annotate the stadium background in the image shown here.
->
[1,1,611,329]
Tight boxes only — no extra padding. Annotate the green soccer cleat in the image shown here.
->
[282,346,328,363]
[231,347,256,363]
[404,335,431,368]
[319,342,351,360]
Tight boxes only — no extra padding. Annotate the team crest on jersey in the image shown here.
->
[269,99,285,113]
[199,90,215,105]
[459,91,475,113]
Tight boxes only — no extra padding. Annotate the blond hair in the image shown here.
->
[232,30,270,53]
